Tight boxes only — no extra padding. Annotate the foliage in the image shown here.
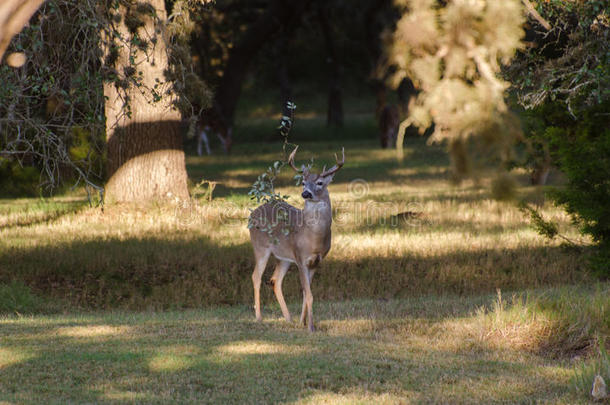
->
[247,101,299,242]
[544,102,610,276]
[247,101,299,205]
[0,1,106,198]
[0,158,40,197]
[508,0,610,117]
[518,201,560,240]
[508,0,610,275]
[0,0,213,198]
[386,0,525,181]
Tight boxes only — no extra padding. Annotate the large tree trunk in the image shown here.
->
[103,0,189,203]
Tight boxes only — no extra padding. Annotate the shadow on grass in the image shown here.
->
[0,200,87,230]
[0,298,575,404]
[353,215,533,235]
[0,231,587,312]
[185,138,450,198]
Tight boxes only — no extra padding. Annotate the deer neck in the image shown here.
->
[302,196,332,233]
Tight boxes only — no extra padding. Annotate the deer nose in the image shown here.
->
[302,190,313,199]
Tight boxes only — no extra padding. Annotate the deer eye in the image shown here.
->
[316,181,324,186]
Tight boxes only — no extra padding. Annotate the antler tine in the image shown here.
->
[287,146,302,173]
[320,147,345,177]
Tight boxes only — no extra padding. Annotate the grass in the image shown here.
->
[0,137,590,310]
[0,118,606,402]
[0,286,607,404]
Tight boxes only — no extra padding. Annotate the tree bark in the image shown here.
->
[318,6,343,127]
[103,0,189,203]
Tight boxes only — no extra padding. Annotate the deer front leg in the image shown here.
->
[298,266,315,332]
[299,269,316,326]
[251,250,270,322]
[271,260,292,322]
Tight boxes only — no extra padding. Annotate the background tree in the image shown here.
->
[385,0,525,186]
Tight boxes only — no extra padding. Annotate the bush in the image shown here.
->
[545,101,610,276]
[508,0,610,276]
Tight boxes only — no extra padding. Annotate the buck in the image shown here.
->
[248,146,345,332]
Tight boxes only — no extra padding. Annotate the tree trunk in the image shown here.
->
[214,0,313,129]
[318,6,343,127]
[363,0,392,120]
[103,0,188,203]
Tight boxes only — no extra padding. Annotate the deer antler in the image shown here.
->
[287,146,303,173]
[320,147,345,177]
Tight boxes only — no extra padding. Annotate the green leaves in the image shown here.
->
[387,0,525,178]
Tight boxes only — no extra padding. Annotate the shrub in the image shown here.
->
[546,101,610,276]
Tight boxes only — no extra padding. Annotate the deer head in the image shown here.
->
[287,146,345,202]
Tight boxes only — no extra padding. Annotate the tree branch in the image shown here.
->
[521,0,551,31]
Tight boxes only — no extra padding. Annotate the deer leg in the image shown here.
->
[298,266,315,332]
[271,260,292,322]
[300,295,307,326]
[299,269,316,326]
[251,250,270,322]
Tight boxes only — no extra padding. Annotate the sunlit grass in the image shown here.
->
[0,347,35,369]
[0,288,605,403]
[57,325,132,338]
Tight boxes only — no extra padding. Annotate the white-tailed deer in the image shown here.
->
[248,146,344,332]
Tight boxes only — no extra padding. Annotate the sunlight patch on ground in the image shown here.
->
[0,347,35,369]
[148,345,201,372]
[56,325,132,338]
[103,389,150,401]
[217,341,306,356]
[289,390,419,404]
[148,354,196,372]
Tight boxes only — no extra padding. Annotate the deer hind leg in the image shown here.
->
[251,249,271,322]
[271,260,292,322]
[298,267,315,332]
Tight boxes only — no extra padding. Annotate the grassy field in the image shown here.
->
[0,286,608,404]
[0,128,608,403]
[0,137,591,309]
